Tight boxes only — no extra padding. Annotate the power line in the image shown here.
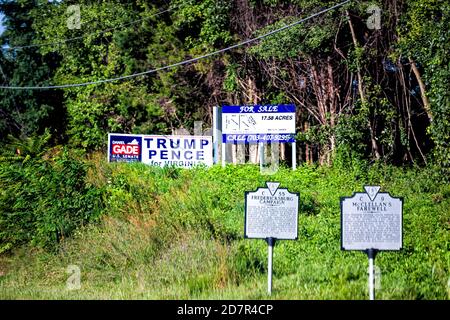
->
[0,0,350,90]
[4,7,173,51]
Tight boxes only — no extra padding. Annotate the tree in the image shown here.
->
[396,0,450,171]
[0,0,65,143]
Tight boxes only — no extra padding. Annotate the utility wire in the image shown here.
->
[0,0,350,90]
[4,7,173,51]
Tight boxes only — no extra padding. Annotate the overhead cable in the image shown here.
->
[0,0,350,90]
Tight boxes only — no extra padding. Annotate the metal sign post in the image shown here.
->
[366,248,378,300]
[213,106,219,164]
[266,237,276,295]
[221,141,226,168]
[341,186,403,300]
[259,142,264,171]
[292,141,296,170]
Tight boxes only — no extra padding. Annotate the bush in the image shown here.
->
[1,160,448,299]
[0,148,103,252]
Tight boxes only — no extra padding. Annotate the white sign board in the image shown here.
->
[222,105,296,143]
[341,186,403,251]
[245,182,299,240]
[108,133,213,169]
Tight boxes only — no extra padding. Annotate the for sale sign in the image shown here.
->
[222,105,296,144]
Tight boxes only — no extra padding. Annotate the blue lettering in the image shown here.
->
[172,150,181,160]
[184,139,195,149]
[160,150,168,159]
[200,139,209,149]
[144,138,153,148]
[157,138,167,149]
[148,150,157,159]
[170,139,180,149]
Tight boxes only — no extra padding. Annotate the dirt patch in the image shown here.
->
[0,256,10,276]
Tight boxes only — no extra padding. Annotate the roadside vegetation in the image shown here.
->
[1,152,448,299]
[0,0,448,300]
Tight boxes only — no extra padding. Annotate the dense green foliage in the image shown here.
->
[0,0,65,142]
[0,0,448,300]
[396,0,450,170]
[0,0,448,167]
[0,161,448,299]
[0,142,103,252]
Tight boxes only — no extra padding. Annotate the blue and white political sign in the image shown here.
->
[221,105,296,144]
[108,133,213,169]
[109,134,142,162]
[341,186,403,251]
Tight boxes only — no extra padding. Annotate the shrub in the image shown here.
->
[0,148,103,252]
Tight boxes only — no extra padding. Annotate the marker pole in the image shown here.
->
[213,106,218,164]
[367,248,377,300]
[292,141,297,171]
[266,237,276,295]
[259,142,264,171]
[222,140,226,168]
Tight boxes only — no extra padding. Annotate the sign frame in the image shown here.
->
[221,104,296,144]
[340,186,404,252]
[108,133,213,168]
[244,182,300,241]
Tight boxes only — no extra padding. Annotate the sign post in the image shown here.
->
[292,141,296,171]
[266,237,276,294]
[367,248,377,300]
[341,186,403,300]
[213,106,220,164]
[245,182,299,295]
[259,142,264,171]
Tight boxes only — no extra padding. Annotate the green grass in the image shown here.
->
[0,159,449,299]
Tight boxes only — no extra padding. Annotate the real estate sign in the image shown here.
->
[222,105,296,144]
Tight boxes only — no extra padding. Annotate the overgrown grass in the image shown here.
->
[0,157,449,299]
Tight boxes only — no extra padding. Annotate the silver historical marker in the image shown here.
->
[245,182,299,295]
[341,185,403,300]
[341,186,403,251]
[245,182,299,240]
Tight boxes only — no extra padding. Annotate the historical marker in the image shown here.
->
[245,182,299,294]
[341,186,403,300]
[341,185,403,251]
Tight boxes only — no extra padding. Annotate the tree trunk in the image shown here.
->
[280,143,286,161]
[346,10,381,160]
[409,57,432,122]
[304,121,312,164]
[327,57,337,163]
